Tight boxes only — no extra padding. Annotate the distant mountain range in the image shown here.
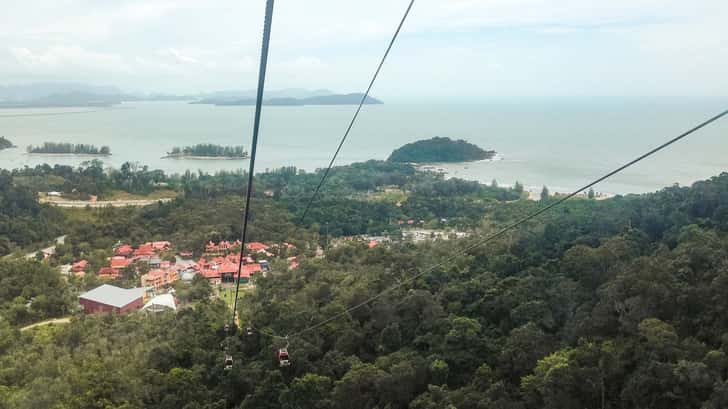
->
[0,83,381,108]
[191,93,383,106]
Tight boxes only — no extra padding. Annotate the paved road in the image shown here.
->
[24,235,66,260]
[20,317,71,332]
[40,198,173,208]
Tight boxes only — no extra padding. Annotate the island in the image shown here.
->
[0,136,15,150]
[387,136,496,163]
[162,144,249,160]
[191,93,383,106]
[27,142,111,155]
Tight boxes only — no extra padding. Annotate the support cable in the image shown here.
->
[231,0,276,325]
[297,0,416,225]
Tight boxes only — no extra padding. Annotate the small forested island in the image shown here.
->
[162,144,248,159]
[26,142,111,155]
[388,136,496,163]
[0,136,14,150]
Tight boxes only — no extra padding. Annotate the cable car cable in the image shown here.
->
[297,0,416,226]
[230,0,276,326]
[281,108,728,339]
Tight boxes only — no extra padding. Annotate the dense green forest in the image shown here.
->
[4,160,728,407]
[26,142,111,155]
[166,144,248,158]
[0,136,14,150]
[0,170,65,255]
[388,137,496,163]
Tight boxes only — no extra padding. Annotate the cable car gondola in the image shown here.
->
[224,354,233,370]
[277,348,291,367]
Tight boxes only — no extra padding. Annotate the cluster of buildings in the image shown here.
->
[93,241,173,280]
[77,239,295,315]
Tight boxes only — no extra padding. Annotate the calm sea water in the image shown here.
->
[0,98,726,194]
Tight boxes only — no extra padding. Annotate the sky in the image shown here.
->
[0,0,726,99]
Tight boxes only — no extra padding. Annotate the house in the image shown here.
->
[134,243,155,257]
[151,241,171,251]
[98,267,120,279]
[247,242,270,253]
[142,293,177,313]
[72,260,88,273]
[141,269,179,290]
[235,263,262,284]
[110,256,132,271]
[205,240,242,254]
[78,284,145,314]
[114,244,134,257]
[200,267,221,284]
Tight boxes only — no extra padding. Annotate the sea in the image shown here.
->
[0,98,727,195]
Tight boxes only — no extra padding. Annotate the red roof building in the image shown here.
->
[151,241,171,251]
[134,243,155,257]
[205,240,242,254]
[98,267,120,279]
[72,260,88,273]
[141,269,179,290]
[110,256,132,270]
[242,263,262,276]
[115,244,134,257]
[247,242,269,252]
[79,284,145,314]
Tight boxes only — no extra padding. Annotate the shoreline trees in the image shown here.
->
[164,144,248,158]
[26,142,111,155]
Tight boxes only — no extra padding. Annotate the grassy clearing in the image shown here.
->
[104,189,179,201]
[367,188,408,204]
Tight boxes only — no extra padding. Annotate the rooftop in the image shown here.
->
[142,293,177,312]
[79,284,145,308]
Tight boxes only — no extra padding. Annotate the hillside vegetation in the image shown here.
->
[3,160,728,407]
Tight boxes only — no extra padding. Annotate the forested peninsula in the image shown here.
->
[26,142,111,155]
[162,144,248,159]
[388,136,496,163]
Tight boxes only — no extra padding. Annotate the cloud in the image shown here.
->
[0,0,725,96]
[9,46,131,74]
[159,48,198,64]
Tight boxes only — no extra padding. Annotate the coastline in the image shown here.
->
[161,155,249,160]
[25,152,111,157]
[414,153,504,172]
[414,157,616,200]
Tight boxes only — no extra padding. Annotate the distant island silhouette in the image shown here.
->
[191,93,383,106]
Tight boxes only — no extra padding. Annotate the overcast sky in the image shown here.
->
[1,0,726,99]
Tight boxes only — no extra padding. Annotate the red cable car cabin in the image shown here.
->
[277,348,291,367]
